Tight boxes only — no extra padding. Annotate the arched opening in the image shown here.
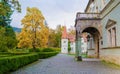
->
[81,27,101,58]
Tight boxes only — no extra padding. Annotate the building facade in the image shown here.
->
[61,26,76,54]
[75,0,120,65]
[61,26,68,53]
[68,35,76,54]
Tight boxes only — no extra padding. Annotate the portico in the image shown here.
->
[75,13,102,60]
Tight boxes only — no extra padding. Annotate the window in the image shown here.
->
[64,41,66,43]
[101,41,103,45]
[112,27,116,46]
[106,19,116,47]
[108,29,112,46]
[108,27,117,47]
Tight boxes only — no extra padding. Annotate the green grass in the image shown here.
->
[68,53,75,56]
[81,53,88,58]
[102,60,120,69]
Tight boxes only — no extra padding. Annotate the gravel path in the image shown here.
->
[11,54,120,74]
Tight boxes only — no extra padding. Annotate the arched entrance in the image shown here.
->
[75,13,102,61]
[82,27,101,58]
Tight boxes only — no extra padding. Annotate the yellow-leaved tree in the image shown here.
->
[18,7,49,49]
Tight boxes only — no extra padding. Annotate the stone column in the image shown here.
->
[94,35,99,58]
[75,40,79,57]
[76,37,82,61]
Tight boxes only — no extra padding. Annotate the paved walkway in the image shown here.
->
[12,54,120,74]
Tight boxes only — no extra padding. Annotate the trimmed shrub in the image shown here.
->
[50,48,61,52]
[42,48,54,52]
[29,48,42,52]
[0,53,39,74]
[8,48,29,53]
[38,52,59,59]
[0,49,59,74]
[0,52,30,57]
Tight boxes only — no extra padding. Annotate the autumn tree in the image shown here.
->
[68,26,75,35]
[18,7,49,49]
[39,26,49,47]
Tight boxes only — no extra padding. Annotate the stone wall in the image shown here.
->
[88,49,95,58]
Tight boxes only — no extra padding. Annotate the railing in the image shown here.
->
[76,13,100,20]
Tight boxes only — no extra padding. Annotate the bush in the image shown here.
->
[0,53,39,74]
[50,48,61,52]
[29,48,42,52]
[42,48,54,52]
[0,52,30,56]
[8,48,29,53]
[38,52,59,59]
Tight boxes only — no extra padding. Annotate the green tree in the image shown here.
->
[5,26,17,49]
[68,41,71,53]
[55,25,62,47]
[0,26,17,52]
[48,25,62,48]
[0,27,7,52]
[48,29,56,47]
[0,0,20,52]
[0,0,21,27]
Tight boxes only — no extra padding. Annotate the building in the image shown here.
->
[68,34,76,54]
[75,0,120,65]
[61,26,68,53]
[61,26,76,54]
[81,33,88,54]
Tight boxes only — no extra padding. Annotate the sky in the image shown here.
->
[11,0,89,29]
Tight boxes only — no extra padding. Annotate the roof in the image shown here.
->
[61,26,68,39]
[61,26,76,42]
[85,0,93,12]
[68,34,75,42]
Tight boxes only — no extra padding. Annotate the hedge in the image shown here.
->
[38,52,59,59]
[0,52,29,55]
[0,53,39,74]
[42,48,54,52]
[0,51,59,74]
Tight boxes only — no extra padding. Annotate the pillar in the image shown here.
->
[75,37,82,61]
[94,36,99,58]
